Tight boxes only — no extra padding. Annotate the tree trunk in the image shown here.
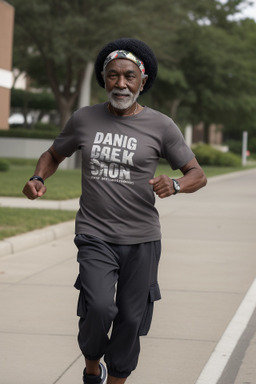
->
[44,59,91,130]
[170,99,181,119]
[23,89,29,128]
[204,124,210,144]
[58,96,76,130]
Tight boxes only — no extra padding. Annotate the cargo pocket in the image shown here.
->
[74,274,87,318]
[138,282,161,336]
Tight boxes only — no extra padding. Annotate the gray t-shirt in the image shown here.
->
[53,103,194,244]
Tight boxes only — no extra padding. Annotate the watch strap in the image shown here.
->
[172,178,180,194]
[29,176,44,184]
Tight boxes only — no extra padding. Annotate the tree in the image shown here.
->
[11,0,256,144]
[177,17,256,141]
[219,19,256,141]
[142,0,256,142]
[10,0,143,128]
[11,0,224,129]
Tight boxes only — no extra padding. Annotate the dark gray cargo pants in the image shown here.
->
[74,234,161,378]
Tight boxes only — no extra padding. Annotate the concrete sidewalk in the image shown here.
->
[1,169,256,384]
[0,196,79,211]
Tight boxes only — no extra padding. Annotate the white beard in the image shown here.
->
[107,88,140,110]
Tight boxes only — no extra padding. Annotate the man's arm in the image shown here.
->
[149,157,207,199]
[22,145,66,200]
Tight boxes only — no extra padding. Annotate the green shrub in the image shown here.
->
[225,140,242,155]
[0,157,37,166]
[0,123,60,139]
[11,88,57,110]
[193,144,241,166]
[192,144,215,165]
[0,159,10,172]
[215,151,241,166]
[33,122,59,132]
[226,137,256,157]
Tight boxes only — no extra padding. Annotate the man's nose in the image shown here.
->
[116,76,127,88]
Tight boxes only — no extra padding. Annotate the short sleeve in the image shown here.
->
[53,113,79,157]
[161,120,194,170]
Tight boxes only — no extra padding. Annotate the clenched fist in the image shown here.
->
[149,175,175,199]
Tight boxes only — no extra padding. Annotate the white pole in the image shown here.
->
[74,61,94,169]
[185,125,193,147]
[78,61,94,108]
[242,131,248,166]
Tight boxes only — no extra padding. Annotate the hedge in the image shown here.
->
[0,159,10,172]
[0,123,60,139]
[193,144,241,166]
[11,88,57,110]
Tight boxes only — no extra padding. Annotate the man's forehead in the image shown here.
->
[105,59,141,74]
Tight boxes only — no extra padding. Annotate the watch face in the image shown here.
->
[173,179,180,193]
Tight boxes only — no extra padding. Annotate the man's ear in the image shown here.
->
[140,75,148,91]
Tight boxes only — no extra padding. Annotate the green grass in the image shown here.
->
[0,157,255,241]
[0,158,79,240]
[155,161,256,179]
[0,207,76,240]
[0,163,81,200]
[1,157,256,200]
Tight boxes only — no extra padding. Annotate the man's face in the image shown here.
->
[103,59,147,110]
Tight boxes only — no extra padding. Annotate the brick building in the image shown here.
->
[0,1,14,130]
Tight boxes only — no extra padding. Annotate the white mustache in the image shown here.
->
[110,88,133,97]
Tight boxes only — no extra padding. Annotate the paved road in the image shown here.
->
[1,169,256,384]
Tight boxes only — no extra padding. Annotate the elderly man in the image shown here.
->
[22,38,207,384]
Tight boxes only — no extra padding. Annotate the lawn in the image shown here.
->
[155,159,256,179]
[0,163,81,200]
[0,207,76,240]
[0,158,255,240]
[1,158,255,200]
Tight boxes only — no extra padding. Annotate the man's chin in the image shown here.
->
[109,100,132,110]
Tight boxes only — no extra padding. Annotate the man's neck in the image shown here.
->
[108,102,140,117]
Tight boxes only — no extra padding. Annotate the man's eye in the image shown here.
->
[108,74,117,79]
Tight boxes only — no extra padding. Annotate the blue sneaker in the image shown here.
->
[83,362,107,384]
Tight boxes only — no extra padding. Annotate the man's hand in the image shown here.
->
[149,175,174,199]
[22,180,47,200]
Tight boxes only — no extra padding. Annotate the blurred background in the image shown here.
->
[1,0,256,166]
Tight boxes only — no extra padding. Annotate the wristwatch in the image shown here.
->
[172,178,180,195]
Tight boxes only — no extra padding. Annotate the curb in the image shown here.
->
[0,197,79,210]
[0,220,75,258]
